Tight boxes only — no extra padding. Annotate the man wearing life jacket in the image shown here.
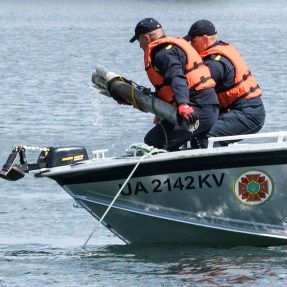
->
[183,20,265,146]
[129,18,219,151]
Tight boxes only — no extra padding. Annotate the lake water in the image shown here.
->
[1,0,287,286]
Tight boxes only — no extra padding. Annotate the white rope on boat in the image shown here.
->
[126,142,166,157]
[82,144,166,249]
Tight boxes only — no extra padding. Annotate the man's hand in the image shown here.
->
[177,104,198,125]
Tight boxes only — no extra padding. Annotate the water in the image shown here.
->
[1,0,287,286]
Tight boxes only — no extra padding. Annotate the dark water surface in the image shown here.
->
[1,0,287,286]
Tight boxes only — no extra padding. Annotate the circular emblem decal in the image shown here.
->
[232,169,274,206]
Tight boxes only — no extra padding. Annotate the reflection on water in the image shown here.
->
[3,244,285,286]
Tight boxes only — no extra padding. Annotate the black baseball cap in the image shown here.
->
[183,20,217,41]
[130,18,162,43]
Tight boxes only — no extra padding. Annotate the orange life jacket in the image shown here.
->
[144,37,215,104]
[200,41,262,108]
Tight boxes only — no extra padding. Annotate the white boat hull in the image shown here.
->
[2,132,287,246]
[35,133,287,245]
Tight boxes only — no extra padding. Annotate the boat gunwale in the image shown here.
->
[34,140,287,179]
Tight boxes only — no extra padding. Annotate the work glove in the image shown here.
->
[177,104,198,125]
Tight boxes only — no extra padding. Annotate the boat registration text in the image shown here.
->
[119,173,225,196]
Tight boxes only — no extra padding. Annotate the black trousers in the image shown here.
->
[144,105,219,150]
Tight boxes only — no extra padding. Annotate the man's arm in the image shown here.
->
[204,56,235,89]
[204,58,225,84]
[153,46,197,125]
[153,45,190,105]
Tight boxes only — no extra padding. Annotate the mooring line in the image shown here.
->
[82,146,165,249]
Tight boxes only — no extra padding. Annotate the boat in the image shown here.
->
[1,131,287,246]
[1,66,287,247]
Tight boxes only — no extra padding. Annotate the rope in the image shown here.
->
[82,144,166,249]
[126,142,166,157]
[130,82,140,110]
[159,122,169,150]
[111,76,143,111]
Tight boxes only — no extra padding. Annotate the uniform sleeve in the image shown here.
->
[153,46,190,105]
[204,56,235,90]
[204,58,225,84]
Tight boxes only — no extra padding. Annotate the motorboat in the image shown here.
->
[1,65,287,246]
[1,131,287,246]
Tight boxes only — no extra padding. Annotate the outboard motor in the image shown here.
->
[0,146,89,181]
[37,146,89,168]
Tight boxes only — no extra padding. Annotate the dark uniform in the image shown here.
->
[200,41,266,146]
[144,43,219,150]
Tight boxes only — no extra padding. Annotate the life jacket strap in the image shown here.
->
[225,85,262,110]
[241,85,261,98]
[185,61,204,74]
[232,71,252,89]
[190,76,213,91]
